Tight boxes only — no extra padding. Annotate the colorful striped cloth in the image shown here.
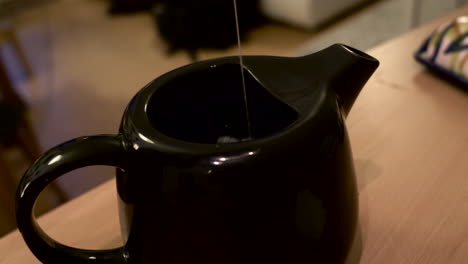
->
[415,16,468,87]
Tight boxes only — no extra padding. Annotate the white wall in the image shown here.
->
[260,0,368,29]
[415,0,460,25]
[262,0,468,30]
[295,0,468,55]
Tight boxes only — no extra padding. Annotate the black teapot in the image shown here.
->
[16,44,378,264]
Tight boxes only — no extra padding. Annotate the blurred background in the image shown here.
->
[0,0,467,236]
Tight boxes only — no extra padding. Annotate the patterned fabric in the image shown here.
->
[415,16,468,86]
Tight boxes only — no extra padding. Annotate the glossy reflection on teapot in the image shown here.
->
[16,44,379,264]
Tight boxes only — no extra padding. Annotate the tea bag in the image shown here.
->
[216,135,252,144]
[217,136,241,144]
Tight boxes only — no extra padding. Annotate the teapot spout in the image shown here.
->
[241,44,378,119]
[314,44,379,116]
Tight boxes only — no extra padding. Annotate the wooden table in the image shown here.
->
[1,6,468,264]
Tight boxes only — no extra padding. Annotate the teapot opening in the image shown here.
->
[147,63,298,144]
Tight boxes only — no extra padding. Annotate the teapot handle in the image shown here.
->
[16,135,129,264]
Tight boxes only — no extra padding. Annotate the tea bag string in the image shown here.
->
[233,0,252,140]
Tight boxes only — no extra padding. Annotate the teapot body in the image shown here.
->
[16,44,377,264]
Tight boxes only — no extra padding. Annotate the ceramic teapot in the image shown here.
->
[16,44,379,264]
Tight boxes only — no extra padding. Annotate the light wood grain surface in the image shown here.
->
[350,6,468,263]
[1,5,468,264]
